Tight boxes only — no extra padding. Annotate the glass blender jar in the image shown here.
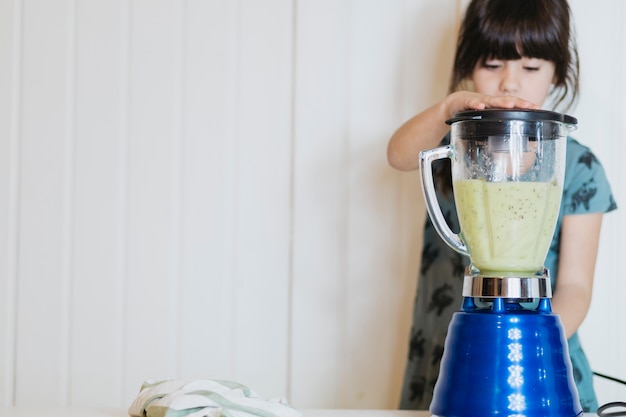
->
[421,108,573,279]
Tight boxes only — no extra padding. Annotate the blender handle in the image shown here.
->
[419,146,469,256]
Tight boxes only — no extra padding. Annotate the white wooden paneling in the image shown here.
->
[0,0,624,410]
[0,0,20,406]
[69,0,127,406]
[573,0,626,406]
[342,0,446,409]
[344,0,416,406]
[122,0,183,400]
[291,0,455,409]
[229,0,293,399]
[357,1,458,407]
[291,0,352,407]
[177,0,241,386]
[14,0,73,405]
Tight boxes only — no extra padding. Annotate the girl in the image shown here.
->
[387,0,617,412]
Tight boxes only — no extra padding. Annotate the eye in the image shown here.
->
[521,57,545,72]
[483,61,502,70]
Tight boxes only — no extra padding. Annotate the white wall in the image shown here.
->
[0,0,624,410]
[572,0,626,406]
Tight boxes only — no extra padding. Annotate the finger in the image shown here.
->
[465,98,487,110]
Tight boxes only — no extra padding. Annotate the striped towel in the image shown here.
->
[128,379,302,417]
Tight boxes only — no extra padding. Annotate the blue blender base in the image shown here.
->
[430,297,583,417]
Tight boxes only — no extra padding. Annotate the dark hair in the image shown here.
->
[450,0,579,112]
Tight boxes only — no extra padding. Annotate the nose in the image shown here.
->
[500,65,520,94]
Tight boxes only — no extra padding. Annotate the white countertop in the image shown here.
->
[0,408,429,417]
[0,407,599,417]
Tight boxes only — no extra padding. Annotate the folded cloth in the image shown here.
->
[128,379,302,417]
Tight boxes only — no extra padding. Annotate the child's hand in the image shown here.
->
[445,91,540,118]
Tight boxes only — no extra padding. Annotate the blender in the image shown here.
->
[419,109,582,417]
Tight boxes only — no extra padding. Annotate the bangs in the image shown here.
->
[472,2,565,63]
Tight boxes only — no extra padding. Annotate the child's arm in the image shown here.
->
[386,91,538,171]
[552,212,603,338]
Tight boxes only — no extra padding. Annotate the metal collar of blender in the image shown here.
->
[462,269,552,299]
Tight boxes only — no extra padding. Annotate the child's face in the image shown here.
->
[470,57,556,107]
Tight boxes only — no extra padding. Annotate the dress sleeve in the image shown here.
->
[561,138,617,216]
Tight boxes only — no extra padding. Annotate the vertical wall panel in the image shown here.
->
[345,0,408,406]
[573,0,626,406]
[615,0,626,401]
[232,0,293,398]
[344,0,417,407]
[14,0,72,405]
[122,0,182,402]
[69,0,127,406]
[291,0,456,408]
[178,0,240,383]
[0,0,19,407]
[343,0,457,408]
[384,0,460,407]
[291,0,351,407]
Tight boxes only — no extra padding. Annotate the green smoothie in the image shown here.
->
[453,179,562,275]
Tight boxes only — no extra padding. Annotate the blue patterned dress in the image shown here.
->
[400,136,617,412]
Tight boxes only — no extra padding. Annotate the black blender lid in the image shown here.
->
[446,108,577,125]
